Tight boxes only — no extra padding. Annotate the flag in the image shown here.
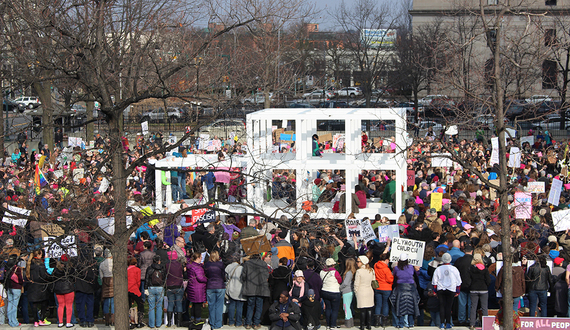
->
[34,156,48,195]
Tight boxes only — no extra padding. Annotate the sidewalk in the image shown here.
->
[0,325,473,330]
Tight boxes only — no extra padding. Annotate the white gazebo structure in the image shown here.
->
[154,107,408,221]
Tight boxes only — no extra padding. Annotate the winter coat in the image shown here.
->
[241,258,270,298]
[269,266,292,301]
[303,269,323,303]
[186,261,207,303]
[225,262,246,301]
[496,265,526,297]
[553,273,568,315]
[128,265,141,296]
[468,264,491,291]
[274,240,295,261]
[526,263,553,292]
[269,300,302,330]
[75,262,97,294]
[354,267,375,308]
[163,224,179,247]
[165,260,184,289]
[374,261,394,291]
[27,260,50,302]
[204,261,225,290]
[6,266,23,290]
[53,266,75,295]
[145,263,166,288]
[389,282,420,317]
[139,250,155,280]
[454,254,473,292]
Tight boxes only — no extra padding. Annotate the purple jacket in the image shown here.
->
[205,261,226,290]
[222,224,241,241]
[165,260,185,289]
[187,261,207,303]
[163,224,179,247]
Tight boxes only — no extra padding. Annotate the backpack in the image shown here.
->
[150,267,164,287]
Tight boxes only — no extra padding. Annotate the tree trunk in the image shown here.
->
[109,110,130,330]
[0,96,4,155]
[86,99,94,142]
[34,80,53,150]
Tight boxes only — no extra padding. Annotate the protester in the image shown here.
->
[354,255,374,330]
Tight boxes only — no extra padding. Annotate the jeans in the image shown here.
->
[167,287,184,313]
[321,291,341,327]
[458,291,471,323]
[469,292,488,327]
[245,296,263,326]
[172,184,184,201]
[148,287,164,328]
[528,290,547,317]
[429,311,440,327]
[342,292,353,320]
[19,290,29,324]
[140,281,146,302]
[227,298,244,326]
[179,172,188,198]
[75,292,94,323]
[398,315,411,328]
[374,290,391,317]
[207,289,225,329]
[513,297,521,312]
[7,288,21,327]
[103,297,114,314]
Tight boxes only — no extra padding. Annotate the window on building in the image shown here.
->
[545,0,557,5]
[545,29,556,46]
[542,60,558,89]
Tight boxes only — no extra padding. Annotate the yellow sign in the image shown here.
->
[431,193,443,212]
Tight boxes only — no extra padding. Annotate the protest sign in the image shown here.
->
[407,170,415,187]
[431,154,452,168]
[319,133,333,142]
[99,177,110,193]
[378,225,399,243]
[553,209,570,232]
[548,178,563,206]
[360,219,376,243]
[43,235,77,258]
[489,179,500,200]
[73,168,85,183]
[53,170,64,179]
[508,147,521,168]
[490,138,499,165]
[2,205,30,227]
[514,192,532,219]
[345,218,362,239]
[141,121,149,135]
[97,216,133,235]
[389,237,425,266]
[41,224,64,238]
[482,316,568,330]
[431,193,443,212]
[520,136,534,147]
[527,182,545,194]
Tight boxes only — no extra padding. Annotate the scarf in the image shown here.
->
[290,280,305,306]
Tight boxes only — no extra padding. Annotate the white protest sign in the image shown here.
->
[345,218,362,239]
[169,135,177,145]
[548,178,563,206]
[73,168,84,183]
[527,181,545,194]
[431,153,453,168]
[378,225,399,243]
[98,216,133,235]
[99,177,110,193]
[141,121,149,136]
[508,147,521,168]
[389,237,426,267]
[490,137,499,165]
[2,205,30,227]
[553,209,570,232]
[53,170,64,179]
[360,219,376,243]
[43,235,78,258]
[520,136,534,147]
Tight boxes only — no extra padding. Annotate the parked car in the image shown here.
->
[3,99,25,113]
[139,107,182,123]
[317,101,349,108]
[525,95,552,104]
[532,114,570,130]
[336,87,362,98]
[13,96,41,109]
[241,92,274,104]
[303,89,335,99]
[198,119,246,139]
[317,120,345,131]
[419,120,443,132]
[288,102,315,108]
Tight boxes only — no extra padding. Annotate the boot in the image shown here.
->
[345,318,353,328]
[176,313,183,327]
[372,315,379,327]
[104,314,110,327]
[360,311,366,330]
[166,312,173,327]
[381,316,389,328]
[110,314,115,326]
[137,312,145,328]
[366,309,372,330]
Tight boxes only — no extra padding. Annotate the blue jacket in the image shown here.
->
[448,247,465,265]
[136,223,157,241]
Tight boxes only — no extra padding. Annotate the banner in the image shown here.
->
[389,237,425,266]
[431,154,452,168]
[431,193,443,212]
[490,137,499,165]
[482,316,568,330]
[548,178,563,206]
[553,209,570,232]
[378,225,399,243]
[407,170,415,187]
[191,208,216,225]
[514,192,532,219]
[527,182,545,193]
[1,205,30,227]
[43,235,78,258]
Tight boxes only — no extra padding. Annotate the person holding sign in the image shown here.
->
[389,253,420,329]
[432,253,462,329]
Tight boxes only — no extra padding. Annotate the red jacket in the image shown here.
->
[374,261,394,291]
[128,265,141,296]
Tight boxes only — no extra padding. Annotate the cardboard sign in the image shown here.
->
[360,219,376,243]
[527,182,545,194]
[41,224,64,238]
[389,237,425,267]
[514,192,532,219]
[378,225,399,243]
[319,133,333,142]
[407,170,415,187]
[43,235,77,258]
[2,205,30,227]
[431,192,443,212]
[489,179,500,200]
[548,178,563,206]
[553,209,570,232]
[373,138,382,148]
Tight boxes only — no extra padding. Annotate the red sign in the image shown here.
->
[483,316,570,330]
[407,170,415,187]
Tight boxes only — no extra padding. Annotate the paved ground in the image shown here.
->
[0,326,473,330]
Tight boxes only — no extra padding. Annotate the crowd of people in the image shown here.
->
[0,122,567,330]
